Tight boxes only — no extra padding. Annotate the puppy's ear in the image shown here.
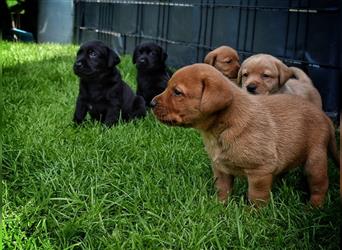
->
[204,51,217,66]
[156,45,168,62]
[200,74,233,114]
[132,46,139,64]
[161,51,168,62]
[236,68,243,87]
[276,60,293,86]
[107,48,120,68]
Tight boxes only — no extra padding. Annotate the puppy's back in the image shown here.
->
[261,94,328,134]
[258,94,331,167]
[284,67,322,108]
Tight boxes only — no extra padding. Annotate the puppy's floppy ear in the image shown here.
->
[107,48,120,68]
[132,46,139,64]
[275,59,293,86]
[200,73,233,114]
[236,68,243,87]
[156,45,167,62]
[161,51,168,62]
[204,51,217,66]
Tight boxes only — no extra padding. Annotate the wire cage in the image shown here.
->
[73,0,341,121]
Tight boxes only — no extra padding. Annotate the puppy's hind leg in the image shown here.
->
[103,108,120,127]
[89,112,101,123]
[304,148,329,207]
[131,96,147,120]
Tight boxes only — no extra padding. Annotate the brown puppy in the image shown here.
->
[237,54,322,108]
[152,63,339,207]
[204,46,240,82]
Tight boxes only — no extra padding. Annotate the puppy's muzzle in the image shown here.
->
[73,60,94,78]
[137,57,148,66]
[150,98,157,108]
[246,83,257,94]
[137,57,150,69]
[73,61,86,75]
[139,58,147,64]
[74,61,84,69]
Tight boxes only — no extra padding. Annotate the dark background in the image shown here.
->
[2,0,340,121]
[74,0,341,121]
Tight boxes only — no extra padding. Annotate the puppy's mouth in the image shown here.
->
[251,90,269,95]
[158,118,179,126]
[157,118,192,128]
[245,87,263,95]
[73,65,100,79]
[136,62,151,70]
[153,107,178,125]
[152,108,191,128]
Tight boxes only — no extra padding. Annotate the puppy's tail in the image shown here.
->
[327,118,340,168]
[289,67,312,84]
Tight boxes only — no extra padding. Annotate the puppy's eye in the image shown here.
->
[263,73,270,78]
[242,72,248,77]
[88,50,97,57]
[225,59,232,64]
[150,51,157,56]
[173,89,183,97]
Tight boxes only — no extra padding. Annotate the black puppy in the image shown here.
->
[73,40,146,127]
[133,42,172,107]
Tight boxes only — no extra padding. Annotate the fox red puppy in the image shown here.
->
[152,64,339,207]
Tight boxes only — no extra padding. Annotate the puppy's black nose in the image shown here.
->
[150,98,157,108]
[139,58,147,64]
[75,61,83,68]
[246,83,257,93]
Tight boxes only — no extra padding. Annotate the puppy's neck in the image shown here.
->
[195,109,228,134]
[198,88,255,140]
[139,63,166,73]
[81,68,121,86]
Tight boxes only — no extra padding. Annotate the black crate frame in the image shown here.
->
[73,0,341,121]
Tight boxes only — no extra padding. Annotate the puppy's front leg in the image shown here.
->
[213,167,234,202]
[247,173,273,206]
[73,98,88,124]
[104,105,121,127]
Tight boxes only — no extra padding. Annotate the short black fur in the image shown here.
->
[133,42,172,107]
[73,40,146,127]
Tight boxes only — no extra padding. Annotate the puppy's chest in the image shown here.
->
[138,74,167,88]
[86,89,109,102]
[83,88,116,113]
[86,101,109,116]
[202,134,257,175]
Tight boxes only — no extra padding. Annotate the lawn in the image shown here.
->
[1,41,340,249]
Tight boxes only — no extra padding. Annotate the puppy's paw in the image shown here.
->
[73,117,84,126]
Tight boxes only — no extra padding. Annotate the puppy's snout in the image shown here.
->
[150,98,157,108]
[75,61,83,69]
[246,83,257,94]
[139,57,147,64]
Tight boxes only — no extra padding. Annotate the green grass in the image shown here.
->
[6,0,18,8]
[1,41,340,249]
